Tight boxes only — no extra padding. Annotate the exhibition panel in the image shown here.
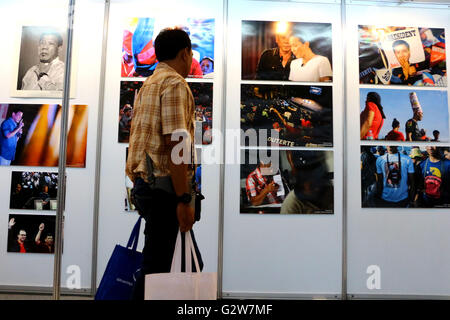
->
[222,0,344,298]
[96,0,224,296]
[0,0,449,300]
[346,1,450,297]
[0,0,104,293]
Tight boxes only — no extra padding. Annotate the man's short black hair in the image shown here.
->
[40,32,63,47]
[392,39,409,51]
[154,28,192,62]
[433,130,440,135]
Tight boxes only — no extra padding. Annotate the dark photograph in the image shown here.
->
[242,20,332,82]
[7,214,55,254]
[119,81,213,145]
[10,171,58,211]
[240,149,334,214]
[241,84,333,147]
[361,145,450,208]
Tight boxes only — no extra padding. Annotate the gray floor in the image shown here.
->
[0,293,93,300]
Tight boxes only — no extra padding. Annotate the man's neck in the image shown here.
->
[161,60,186,78]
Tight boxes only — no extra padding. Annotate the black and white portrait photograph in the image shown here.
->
[12,25,76,98]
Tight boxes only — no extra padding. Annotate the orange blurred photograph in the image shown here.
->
[0,104,88,167]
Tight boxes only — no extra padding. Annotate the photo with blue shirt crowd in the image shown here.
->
[361,145,450,208]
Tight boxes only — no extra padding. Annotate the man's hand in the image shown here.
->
[177,203,195,232]
[398,56,410,80]
[39,223,45,231]
[9,218,15,229]
[265,182,279,193]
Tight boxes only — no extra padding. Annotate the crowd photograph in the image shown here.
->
[361,145,450,208]
[10,171,58,210]
[241,84,333,147]
[119,81,213,144]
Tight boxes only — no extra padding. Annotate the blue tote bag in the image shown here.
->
[95,217,143,300]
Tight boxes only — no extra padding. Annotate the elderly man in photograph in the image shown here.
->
[126,28,203,300]
[0,110,24,165]
[21,31,65,90]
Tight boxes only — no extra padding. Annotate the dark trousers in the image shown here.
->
[131,178,203,300]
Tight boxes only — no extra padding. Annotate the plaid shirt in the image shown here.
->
[245,167,280,204]
[126,62,195,182]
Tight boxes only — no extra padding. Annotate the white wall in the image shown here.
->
[96,0,224,286]
[346,2,450,296]
[222,0,344,297]
[0,0,105,291]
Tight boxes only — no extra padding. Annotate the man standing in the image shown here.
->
[21,32,65,91]
[418,146,450,207]
[126,28,202,300]
[255,23,295,80]
[405,92,424,142]
[8,218,31,253]
[0,110,24,165]
[376,146,415,207]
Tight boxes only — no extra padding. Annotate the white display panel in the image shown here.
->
[346,2,450,297]
[0,0,104,291]
[223,0,344,297]
[96,0,224,286]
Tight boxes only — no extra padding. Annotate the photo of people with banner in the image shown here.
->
[119,81,213,144]
[0,104,88,167]
[10,171,58,211]
[7,214,55,254]
[121,17,215,78]
[361,145,450,208]
[359,25,446,86]
[240,149,334,214]
[359,88,448,142]
[241,84,332,147]
[242,20,332,82]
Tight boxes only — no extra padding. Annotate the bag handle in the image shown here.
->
[170,230,200,273]
[126,216,142,252]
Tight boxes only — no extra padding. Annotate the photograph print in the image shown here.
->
[361,145,450,208]
[359,88,449,142]
[359,25,446,86]
[122,17,215,78]
[7,214,55,254]
[242,20,333,82]
[119,81,213,144]
[12,25,76,98]
[10,171,58,211]
[241,84,332,147]
[240,149,334,214]
[0,104,88,167]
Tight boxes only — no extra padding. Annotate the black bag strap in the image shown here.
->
[126,216,142,252]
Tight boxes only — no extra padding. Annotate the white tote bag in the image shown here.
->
[144,230,217,300]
